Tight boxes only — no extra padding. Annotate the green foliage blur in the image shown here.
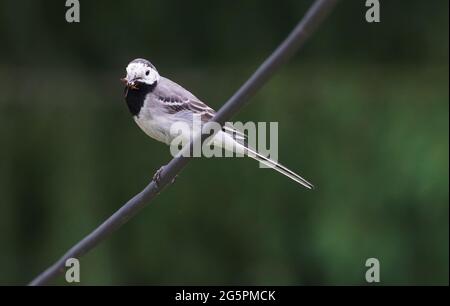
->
[0,0,448,285]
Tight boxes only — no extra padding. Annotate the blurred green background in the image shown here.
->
[0,0,448,285]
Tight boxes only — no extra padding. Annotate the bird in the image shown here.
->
[121,58,314,189]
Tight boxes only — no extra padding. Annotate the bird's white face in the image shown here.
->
[123,61,160,87]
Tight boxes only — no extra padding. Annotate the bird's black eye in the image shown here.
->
[145,70,150,76]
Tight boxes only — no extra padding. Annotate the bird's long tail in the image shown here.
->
[218,129,314,189]
[243,145,314,190]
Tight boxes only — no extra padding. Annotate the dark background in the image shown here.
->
[0,0,448,285]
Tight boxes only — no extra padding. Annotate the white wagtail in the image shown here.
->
[121,58,313,189]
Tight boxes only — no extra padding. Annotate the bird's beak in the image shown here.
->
[120,77,128,85]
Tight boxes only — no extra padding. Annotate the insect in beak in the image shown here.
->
[120,78,139,90]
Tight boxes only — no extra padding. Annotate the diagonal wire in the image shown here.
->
[29,0,338,286]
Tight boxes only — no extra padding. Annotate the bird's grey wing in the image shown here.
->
[154,76,246,142]
[153,76,215,122]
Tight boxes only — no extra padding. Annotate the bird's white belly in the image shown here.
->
[134,116,172,144]
[134,114,246,155]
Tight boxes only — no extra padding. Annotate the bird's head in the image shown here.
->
[121,58,160,89]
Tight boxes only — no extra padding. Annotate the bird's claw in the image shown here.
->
[153,166,164,188]
[153,166,178,188]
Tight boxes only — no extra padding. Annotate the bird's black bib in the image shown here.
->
[124,82,156,117]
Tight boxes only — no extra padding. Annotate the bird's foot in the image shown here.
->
[153,166,178,188]
[153,166,164,188]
